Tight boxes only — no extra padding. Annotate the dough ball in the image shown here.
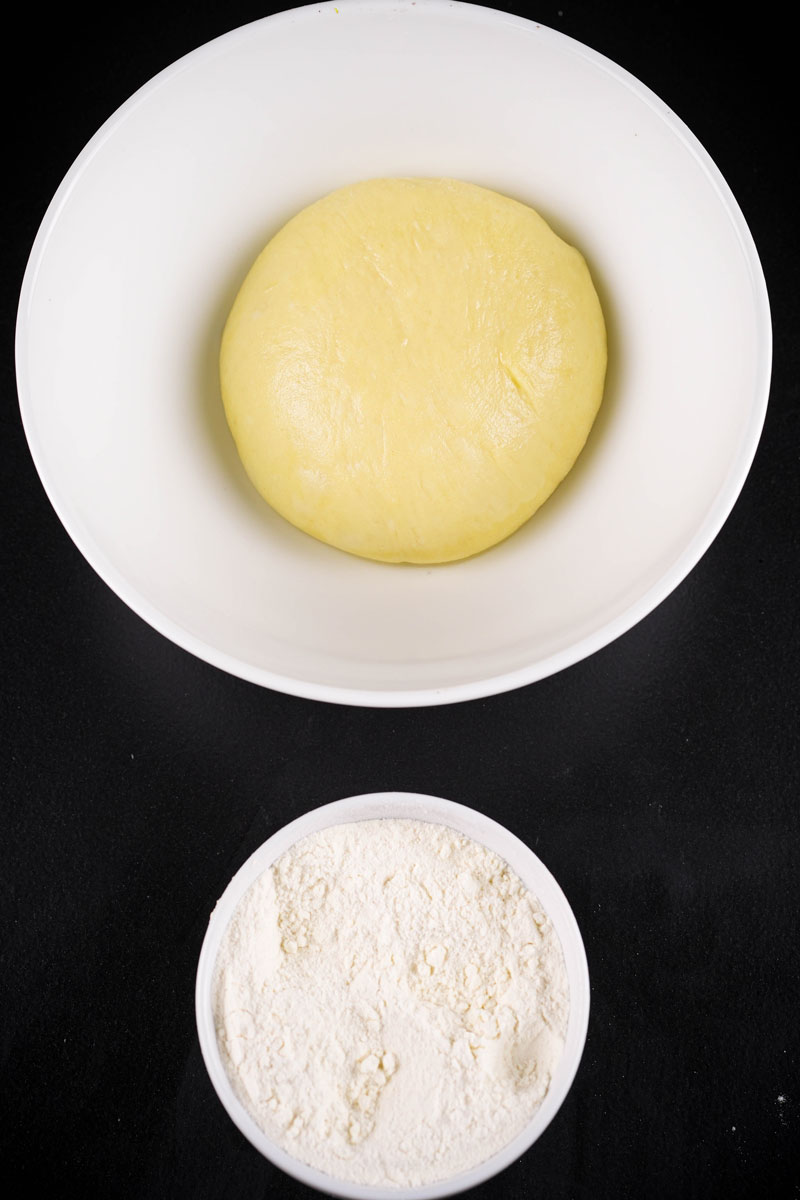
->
[220,177,606,563]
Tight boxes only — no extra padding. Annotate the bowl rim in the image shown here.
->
[195,790,591,1199]
[16,0,772,708]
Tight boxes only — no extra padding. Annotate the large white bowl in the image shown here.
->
[16,1,771,706]
[195,791,590,1198]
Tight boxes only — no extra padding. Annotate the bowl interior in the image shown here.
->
[195,791,590,1199]
[17,1,770,703]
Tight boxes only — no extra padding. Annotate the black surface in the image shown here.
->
[2,3,798,1197]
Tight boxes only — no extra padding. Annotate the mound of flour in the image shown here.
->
[213,819,568,1187]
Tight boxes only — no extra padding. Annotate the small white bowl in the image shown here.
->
[16,1,771,705]
[195,791,590,1199]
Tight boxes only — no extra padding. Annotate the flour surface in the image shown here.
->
[213,819,568,1187]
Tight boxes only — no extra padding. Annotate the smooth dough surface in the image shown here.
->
[221,178,606,563]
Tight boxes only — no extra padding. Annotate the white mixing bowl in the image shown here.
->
[16,1,771,705]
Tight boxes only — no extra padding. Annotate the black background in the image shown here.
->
[2,2,798,1197]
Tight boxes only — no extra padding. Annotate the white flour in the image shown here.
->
[213,819,568,1187]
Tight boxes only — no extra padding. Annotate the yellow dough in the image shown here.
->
[220,178,606,564]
